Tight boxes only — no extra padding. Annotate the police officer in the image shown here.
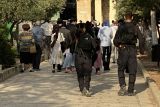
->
[75,22,96,97]
[113,12,144,96]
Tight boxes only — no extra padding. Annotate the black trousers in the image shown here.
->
[33,44,42,69]
[75,54,92,91]
[102,46,111,70]
[117,46,137,93]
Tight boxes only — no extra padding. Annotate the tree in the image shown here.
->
[0,0,65,41]
[0,22,16,68]
[0,0,65,68]
[115,0,160,20]
[115,0,160,45]
[0,0,65,21]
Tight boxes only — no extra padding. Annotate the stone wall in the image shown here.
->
[76,0,116,24]
[0,64,22,82]
[77,0,91,22]
[102,0,110,23]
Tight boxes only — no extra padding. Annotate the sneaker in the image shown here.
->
[57,70,61,72]
[29,69,34,72]
[52,70,55,73]
[118,85,126,96]
[81,89,86,96]
[104,68,110,71]
[20,69,24,73]
[85,90,91,97]
[64,68,72,73]
[127,92,135,96]
[35,69,41,71]
[95,71,101,75]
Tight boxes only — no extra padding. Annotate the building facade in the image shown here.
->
[77,0,116,25]
[61,0,116,25]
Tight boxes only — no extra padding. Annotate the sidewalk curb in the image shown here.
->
[0,64,22,82]
[138,59,160,107]
[0,54,45,83]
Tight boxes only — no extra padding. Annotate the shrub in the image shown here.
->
[0,24,16,69]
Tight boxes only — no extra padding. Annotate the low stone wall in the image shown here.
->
[138,60,160,107]
[0,54,45,82]
[0,64,22,82]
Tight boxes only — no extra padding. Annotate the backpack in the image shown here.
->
[77,33,93,51]
[117,22,137,45]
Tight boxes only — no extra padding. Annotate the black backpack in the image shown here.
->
[115,22,137,45]
[77,33,93,51]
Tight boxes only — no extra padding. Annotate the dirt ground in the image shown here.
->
[138,55,160,89]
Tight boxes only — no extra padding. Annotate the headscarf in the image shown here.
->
[103,20,110,27]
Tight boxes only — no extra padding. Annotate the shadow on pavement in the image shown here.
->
[135,82,148,94]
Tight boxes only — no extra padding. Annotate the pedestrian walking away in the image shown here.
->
[32,21,45,71]
[113,11,144,96]
[50,19,65,73]
[18,23,35,72]
[41,19,53,60]
[98,20,113,71]
[75,22,96,97]
[111,21,118,63]
[66,18,77,71]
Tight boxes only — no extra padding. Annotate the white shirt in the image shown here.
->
[41,22,53,36]
[98,26,113,47]
[111,25,118,43]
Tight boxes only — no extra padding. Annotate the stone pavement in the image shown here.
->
[0,62,157,107]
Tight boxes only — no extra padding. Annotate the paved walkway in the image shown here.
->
[0,62,156,107]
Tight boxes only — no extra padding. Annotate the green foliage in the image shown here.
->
[115,0,160,20]
[0,22,10,40]
[0,0,65,21]
[0,0,66,68]
[0,31,16,69]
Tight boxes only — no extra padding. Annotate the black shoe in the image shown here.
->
[127,91,135,96]
[81,89,91,97]
[85,90,91,97]
[20,70,24,73]
[57,70,61,72]
[29,70,34,72]
[104,68,110,71]
[52,70,55,73]
[118,85,126,96]
[34,69,41,71]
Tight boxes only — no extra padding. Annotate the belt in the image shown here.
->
[119,44,136,48]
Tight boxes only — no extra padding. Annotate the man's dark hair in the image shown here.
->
[124,11,133,19]
[118,19,124,25]
[62,21,67,27]
[57,18,63,24]
[70,18,76,23]
[22,24,30,31]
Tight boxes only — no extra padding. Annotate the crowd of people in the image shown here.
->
[18,12,145,97]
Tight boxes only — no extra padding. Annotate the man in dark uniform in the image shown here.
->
[113,12,144,96]
[75,23,96,97]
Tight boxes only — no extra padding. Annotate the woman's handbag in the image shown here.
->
[30,44,37,53]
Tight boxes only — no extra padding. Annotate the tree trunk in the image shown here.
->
[151,10,158,45]
[156,17,160,42]
[9,21,17,46]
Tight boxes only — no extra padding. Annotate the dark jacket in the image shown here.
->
[113,22,144,54]
[59,27,72,49]
[67,24,77,53]
[76,32,96,58]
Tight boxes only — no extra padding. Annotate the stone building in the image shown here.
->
[61,0,116,25]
